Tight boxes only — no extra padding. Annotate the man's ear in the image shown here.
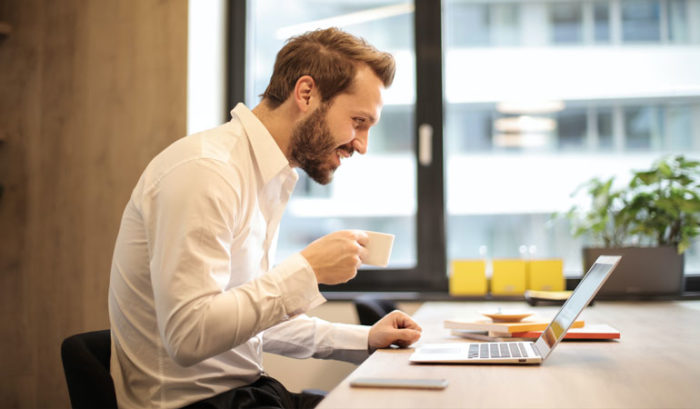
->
[293,75,317,113]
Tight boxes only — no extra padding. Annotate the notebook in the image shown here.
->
[409,255,621,364]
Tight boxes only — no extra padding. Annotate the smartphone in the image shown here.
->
[350,377,448,390]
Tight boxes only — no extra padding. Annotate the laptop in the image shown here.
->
[409,255,621,364]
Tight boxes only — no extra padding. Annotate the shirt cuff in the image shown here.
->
[273,252,326,318]
[326,323,372,364]
[331,322,371,350]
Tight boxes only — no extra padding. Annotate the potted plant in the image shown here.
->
[564,155,700,298]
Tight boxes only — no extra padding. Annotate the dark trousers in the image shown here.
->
[182,376,325,409]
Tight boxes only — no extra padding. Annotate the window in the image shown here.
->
[445,3,490,47]
[238,0,446,291]
[666,0,689,42]
[622,0,662,42]
[231,0,700,292]
[557,107,588,150]
[442,0,700,279]
[624,105,663,150]
[445,2,521,47]
[593,1,611,42]
[596,106,615,149]
[550,2,583,44]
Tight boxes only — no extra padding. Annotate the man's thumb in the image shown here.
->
[394,328,421,346]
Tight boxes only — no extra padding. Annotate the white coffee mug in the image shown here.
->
[363,231,395,267]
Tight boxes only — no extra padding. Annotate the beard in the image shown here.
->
[289,103,352,185]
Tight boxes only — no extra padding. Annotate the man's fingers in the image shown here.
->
[357,245,369,263]
[388,311,422,332]
[354,230,370,247]
[398,316,422,332]
[354,255,363,269]
[393,328,422,347]
[402,328,422,341]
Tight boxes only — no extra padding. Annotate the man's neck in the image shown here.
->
[251,101,295,162]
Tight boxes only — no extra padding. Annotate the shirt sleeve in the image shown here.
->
[141,159,325,367]
[262,315,371,364]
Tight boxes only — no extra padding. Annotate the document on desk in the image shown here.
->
[444,318,585,333]
[451,323,620,341]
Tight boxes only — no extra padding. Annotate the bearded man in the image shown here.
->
[108,27,421,409]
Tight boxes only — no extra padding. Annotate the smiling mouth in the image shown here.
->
[334,146,354,165]
[337,149,352,159]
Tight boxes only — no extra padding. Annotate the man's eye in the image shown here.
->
[353,118,366,127]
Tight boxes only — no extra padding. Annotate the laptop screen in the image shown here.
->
[534,255,620,359]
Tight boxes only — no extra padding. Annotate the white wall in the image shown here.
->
[187,0,227,135]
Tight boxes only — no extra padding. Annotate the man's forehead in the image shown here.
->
[342,73,384,117]
[348,65,384,92]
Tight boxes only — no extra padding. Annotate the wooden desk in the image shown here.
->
[318,301,700,409]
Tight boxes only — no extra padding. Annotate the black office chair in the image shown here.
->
[61,330,118,409]
[61,329,327,407]
[353,294,397,325]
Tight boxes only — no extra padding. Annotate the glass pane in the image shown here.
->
[622,0,661,42]
[444,2,520,47]
[550,2,583,44]
[444,105,493,152]
[445,3,490,47]
[667,0,689,43]
[247,1,417,268]
[597,107,614,149]
[490,4,521,46]
[624,105,662,150]
[593,1,611,42]
[665,104,693,149]
[557,107,587,150]
[443,0,700,276]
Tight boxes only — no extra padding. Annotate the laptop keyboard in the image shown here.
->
[467,342,530,359]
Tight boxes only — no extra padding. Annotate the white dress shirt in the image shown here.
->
[108,103,370,409]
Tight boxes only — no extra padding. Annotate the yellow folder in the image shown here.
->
[491,259,527,295]
[449,260,487,296]
[527,259,564,291]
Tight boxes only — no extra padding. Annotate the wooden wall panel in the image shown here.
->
[0,1,43,407]
[0,1,187,407]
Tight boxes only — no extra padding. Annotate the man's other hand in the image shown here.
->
[368,310,422,350]
[301,230,369,285]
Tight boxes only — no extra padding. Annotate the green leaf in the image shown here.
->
[658,161,673,178]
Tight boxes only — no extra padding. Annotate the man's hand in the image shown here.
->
[368,310,422,350]
[301,230,369,285]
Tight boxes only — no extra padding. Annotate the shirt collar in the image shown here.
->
[231,103,292,185]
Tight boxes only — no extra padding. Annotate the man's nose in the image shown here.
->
[352,131,368,155]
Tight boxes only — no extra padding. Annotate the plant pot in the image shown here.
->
[582,246,684,299]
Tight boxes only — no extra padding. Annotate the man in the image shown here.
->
[108,27,422,409]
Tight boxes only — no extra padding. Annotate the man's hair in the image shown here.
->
[261,27,396,108]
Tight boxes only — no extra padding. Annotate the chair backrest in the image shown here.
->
[353,295,397,325]
[61,330,118,409]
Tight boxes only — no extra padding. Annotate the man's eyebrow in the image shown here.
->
[356,111,377,124]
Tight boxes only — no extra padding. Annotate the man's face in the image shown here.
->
[289,65,384,185]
